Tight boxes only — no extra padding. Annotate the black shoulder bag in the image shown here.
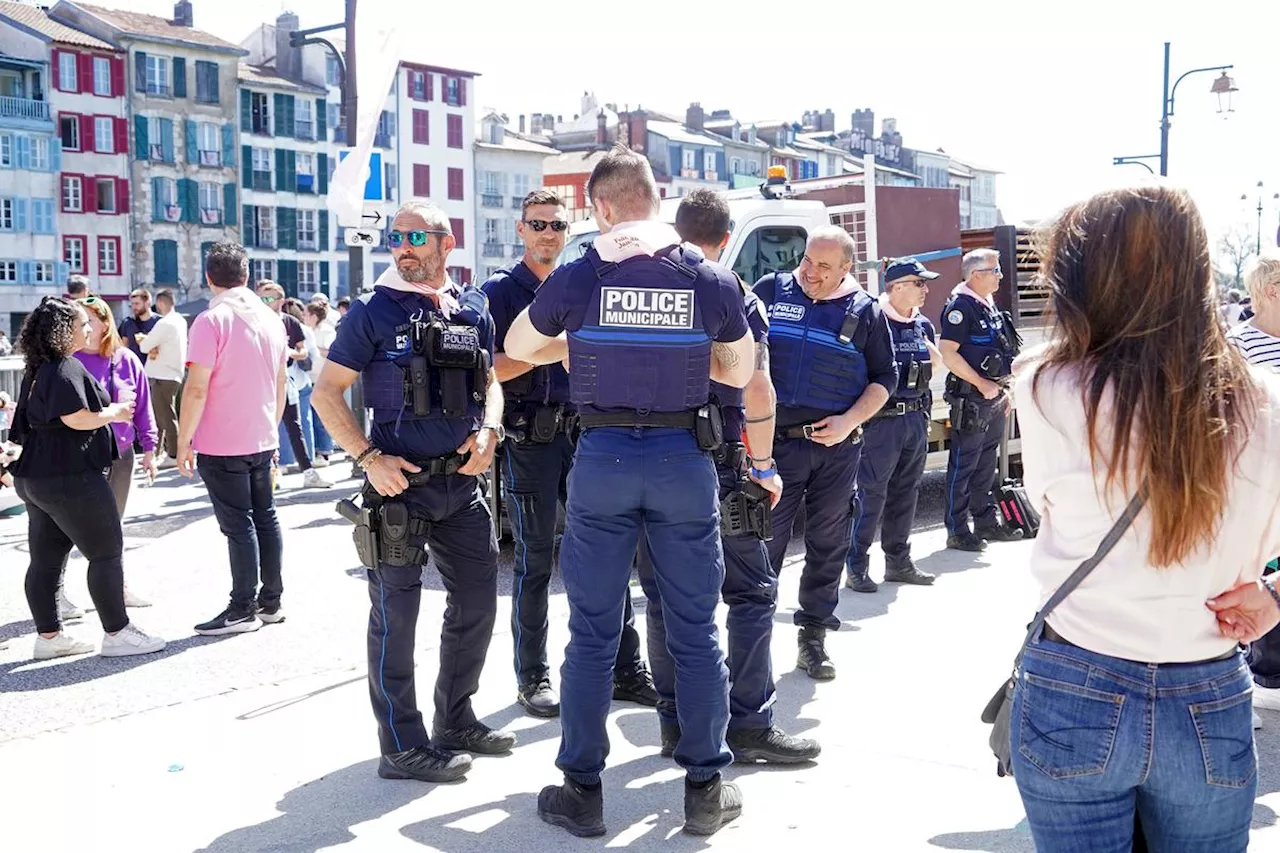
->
[981,489,1147,777]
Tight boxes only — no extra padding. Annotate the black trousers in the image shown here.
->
[282,401,312,472]
[367,472,498,755]
[18,470,128,634]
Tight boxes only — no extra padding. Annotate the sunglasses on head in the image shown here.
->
[259,295,280,304]
[523,219,569,233]
[387,229,449,248]
[79,296,104,305]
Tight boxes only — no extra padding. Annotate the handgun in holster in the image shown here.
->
[695,404,724,451]
[720,479,773,541]
[336,495,381,569]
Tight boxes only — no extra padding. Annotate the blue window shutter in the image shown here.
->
[172,57,186,98]
[185,119,198,164]
[316,98,326,142]
[134,114,149,159]
[51,138,61,173]
[16,135,30,169]
[319,210,329,251]
[151,176,163,221]
[240,88,251,131]
[57,261,70,283]
[275,148,287,191]
[134,51,146,92]
[221,123,234,168]
[178,178,196,222]
[317,152,328,195]
[223,184,237,226]
[160,119,174,162]
[14,198,26,232]
[155,239,178,284]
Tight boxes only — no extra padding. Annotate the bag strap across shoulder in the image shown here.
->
[1012,487,1147,672]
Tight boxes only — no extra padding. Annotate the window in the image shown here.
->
[30,137,48,170]
[93,57,111,96]
[34,262,54,283]
[412,109,429,145]
[325,55,340,87]
[95,117,114,153]
[730,157,742,175]
[195,60,218,103]
[409,70,426,100]
[296,98,314,139]
[513,173,530,200]
[482,170,501,196]
[447,114,462,149]
[682,149,696,171]
[199,182,220,223]
[413,164,429,196]
[92,179,115,213]
[447,167,463,201]
[297,152,315,176]
[64,237,86,273]
[198,122,219,165]
[444,76,464,106]
[252,259,275,284]
[704,151,716,172]
[251,92,270,134]
[299,260,317,289]
[98,238,120,275]
[0,134,10,167]
[730,226,808,286]
[297,209,316,248]
[327,103,341,135]
[256,207,275,247]
[0,261,15,283]
[148,116,166,159]
[60,115,80,151]
[62,176,83,212]
[376,110,395,144]
[484,218,499,242]
[384,162,396,201]
[33,200,54,233]
[251,147,272,189]
[145,55,169,96]
[450,218,464,248]
[59,52,78,91]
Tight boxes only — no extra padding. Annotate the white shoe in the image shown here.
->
[123,587,152,608]
[1254,685,1280,711]
[302,469,331,489]
[1255,710,1264,730]
[57,589,85,621]
[100,623,166,657]
[311,455,330,468]
[0,638,7,650]
[34,631,95,660]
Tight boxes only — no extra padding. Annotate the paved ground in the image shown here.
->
[3,463,1280,852]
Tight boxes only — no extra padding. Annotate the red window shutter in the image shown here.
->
[114,117,127,154]
[116,178,130,214]
[413,109,428,145]
[111,56,124,97]
[78,53,94,94]
[459,78,466,106]
[426,72,433,101]
[450,218,464,248]
[79,115,94,151]
[447,167,462,200]
[84,176,98,213]
[413,164,429,196]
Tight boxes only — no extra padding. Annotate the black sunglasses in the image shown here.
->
[523,219,569,233]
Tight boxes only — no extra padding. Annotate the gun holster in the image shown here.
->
[949,399,987,436]
[695,404,725,451]
[720,480,773,541]
[529,405,562,444]
[337,496,381,569]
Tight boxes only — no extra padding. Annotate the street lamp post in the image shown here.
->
[1243,182,1280,256]
[1112,42,1237,177]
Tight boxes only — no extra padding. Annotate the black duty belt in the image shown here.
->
[872,398,930,420]
[1042,623,1238,665]
[577,411,699,430]
[776,423,864,445]
[402,453,471,485]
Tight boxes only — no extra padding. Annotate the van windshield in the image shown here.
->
[731,226,808,284]
[559,230,597,267]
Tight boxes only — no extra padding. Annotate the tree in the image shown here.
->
[1216,224,1257,290]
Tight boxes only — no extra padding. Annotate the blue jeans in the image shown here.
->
[297,385,334,458]
[556,427,732,784]
[197,450,284,613]
[1013,634,1255,853]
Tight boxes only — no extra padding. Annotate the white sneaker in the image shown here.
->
[34,631,95,660]
[1255,710,1264,730]
[0,638,7,650]
[1254,685,1280,711]
[311,455,330,468]
[123,587,152,608]
[57,589,84,621]
[302,469,332,489]
[100,623,166,657]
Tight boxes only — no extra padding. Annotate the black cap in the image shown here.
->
[884,257,940,283]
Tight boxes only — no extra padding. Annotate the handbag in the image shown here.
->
[981,488,1147,777]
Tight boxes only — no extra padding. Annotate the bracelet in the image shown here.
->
[749,454,773,464]
[354,445,380,467]
[745,414,774,424]
[358,449,383,470]
[1264,577,1280,614]
[749,465,777,480]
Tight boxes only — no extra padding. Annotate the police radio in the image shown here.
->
[905,359,933,392]
[408,315,490,417]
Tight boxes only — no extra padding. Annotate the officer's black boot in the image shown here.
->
[517,677,560,718]
[844,569,879,594]
[796,626,836,680]
[538,776,606,838]
[683,773,743,836]
[975,518,1025,543]
[659,718,681,758]
[432,721,517,755]
[378,746,472,783]
[884,559,936,586]
[613,666,659,707]
[727,726,821,764]
[946,531,987,552]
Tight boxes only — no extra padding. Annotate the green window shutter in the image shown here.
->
[134,114,149,159]
[277,207,296,250]
[317,152,328,195]
[273,93,287,137]
[154,239,178,284]
[285,149,297,192]
[240,88,251,131]
[285,96,296,138]
[320,261,330,290]
[184,119,198,164]
[178,178,197,222]
[151,176,164,221]
[280,260,298,297]
[318,210,329,252]
[159,118,174,162]
[243,205,255,246]
[316,98,327,142]
[134,51,146,93]
[242,145,252,188]
[275,148,287,192]
[200,241,215,284]
[221,123,234,167]
[223,184,237,226]
[172,57,186,98]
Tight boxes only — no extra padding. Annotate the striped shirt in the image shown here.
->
[1227,322,1280,370]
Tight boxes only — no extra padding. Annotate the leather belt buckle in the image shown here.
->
[801,424,816,440]
[894,402,908,416]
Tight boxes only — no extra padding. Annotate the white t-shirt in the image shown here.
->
[310,323,336,381]
[1227,322,1280,371]
[1015,359,1280,663]
[138,309,188,382]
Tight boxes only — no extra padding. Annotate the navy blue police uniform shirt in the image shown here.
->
[482,262,571,407]
[940,291,1011,379]
[326,284,496,461]
[888,314,936,400]
[712,281,769,443]
[527,250,750,414]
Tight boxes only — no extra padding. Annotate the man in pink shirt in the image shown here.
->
[176,242,289,636]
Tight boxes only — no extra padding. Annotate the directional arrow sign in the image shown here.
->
[363,209,383,227]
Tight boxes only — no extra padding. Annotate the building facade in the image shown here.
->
[473,111,555,280]
[52,1,246,298]
[542,149,604,223]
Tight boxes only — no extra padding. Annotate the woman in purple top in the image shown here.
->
[68,296,158,613]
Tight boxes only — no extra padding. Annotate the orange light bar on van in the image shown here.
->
[767,165,787,180]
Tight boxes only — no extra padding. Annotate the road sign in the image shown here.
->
[344,228,380,248]
[337,149,383,203]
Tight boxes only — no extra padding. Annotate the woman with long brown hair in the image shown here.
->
[1011,185,1280,851]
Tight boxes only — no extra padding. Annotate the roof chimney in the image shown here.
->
[686,102,704,132]
[596,109,607,146]
[173,0,193,27]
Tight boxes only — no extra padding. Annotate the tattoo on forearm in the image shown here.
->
[754,342,768,371]
[713,342,740,370]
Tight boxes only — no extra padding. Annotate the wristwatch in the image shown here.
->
[481,422,506,444]
[748,465,777,480]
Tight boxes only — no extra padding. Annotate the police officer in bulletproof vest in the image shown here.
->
[505,146,755,837]
[482,189,657,719]
[637,189,821,765]
[939,248,1024,551]
[312,201,516,784]
[845,258,946,593]
[754,227,898,680]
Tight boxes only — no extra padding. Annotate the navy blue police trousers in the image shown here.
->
[945,397,1006,535]
[556,427,732,784]
[366,473,498,755]
[847,411,929,578]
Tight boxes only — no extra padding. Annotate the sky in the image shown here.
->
[82,0,1280,252]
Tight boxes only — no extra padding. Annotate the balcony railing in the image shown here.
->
[294,120,314,140]
[512,196,523,209]
[252,172,272,191]
[0,96,50,122]
[297,237,317,250]
[199,150,221,167]
[480,193,502,208]
[373,131,391,149]
[482,241,504,258]
[703,170,718,182]
[145,82,171,97]
[257,232,276,248]
[162,205,181,222]
[510,243,525,257]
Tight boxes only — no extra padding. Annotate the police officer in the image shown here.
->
[638,189,820,764]
[483,189,656,719]
[506,146,754,837]
[845,258,944,593]
[755,228,897,680]
[312,201,516,784]
[940,248,1023,551]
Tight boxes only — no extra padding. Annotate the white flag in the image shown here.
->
[325,1,406,227]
